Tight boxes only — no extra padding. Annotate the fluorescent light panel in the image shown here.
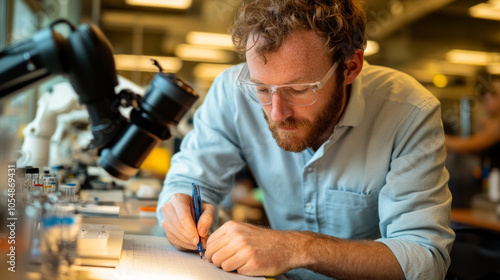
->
[114,55,182,73]
[186,32,234,50]
[193,63,233,80]
[125,0,192,9]
[470,1,500,21]
[175,44,233,63]
[446,49,500,66]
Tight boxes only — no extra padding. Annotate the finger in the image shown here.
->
[200,234,210,249]
[172,195,199,245]
[207,220,235,245]
[236,260,260,276]
[198,203,215,237]
[220,251,247,273]
[210,240,239,268]
[166,229,198,251]
[236,263,251,276]
[162,203,196,248]
[164,214,197,248]
[206,224,236,261]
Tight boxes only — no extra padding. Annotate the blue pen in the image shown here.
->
[192,183,203,258]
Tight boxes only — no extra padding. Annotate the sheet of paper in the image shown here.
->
[112,234,265,280]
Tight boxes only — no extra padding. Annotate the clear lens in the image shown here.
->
[240,83,317,106]
[236,62,337,106]
[280,86,316,105]
[253,85,272,104]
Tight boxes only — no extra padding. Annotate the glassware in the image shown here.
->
[40,203,80,280]
[63,183,77,203]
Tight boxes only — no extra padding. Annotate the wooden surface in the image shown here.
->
[450,195,500,232]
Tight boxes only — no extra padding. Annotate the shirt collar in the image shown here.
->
[337,61,367,128]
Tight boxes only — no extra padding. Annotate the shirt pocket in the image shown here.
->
[324,189,380,240]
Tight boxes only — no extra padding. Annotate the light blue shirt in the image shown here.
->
[157,62,455,280]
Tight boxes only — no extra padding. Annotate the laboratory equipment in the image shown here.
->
[17,82,84,168]
[0,19,198,180]
[63,183,77,203]
[40,203,80,280]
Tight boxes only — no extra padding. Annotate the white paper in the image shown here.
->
[112,234,265,280]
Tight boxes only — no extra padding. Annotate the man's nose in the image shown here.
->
[270,92,293,122]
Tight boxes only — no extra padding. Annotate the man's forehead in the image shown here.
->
[245,30,330,65]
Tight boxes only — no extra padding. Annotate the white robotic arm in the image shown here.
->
[18,82,83,167]
[19,76,146,168]
[49,109,90,167]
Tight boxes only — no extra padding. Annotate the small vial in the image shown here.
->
[43,175,52,193]
[31,168,40,190]
[25,168,34,191]
[65,183,77,202]
[52,174,59,192]
[50,177,56,193]
[51,166,65,190]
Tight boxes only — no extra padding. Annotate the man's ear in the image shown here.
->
[343,49,364,85]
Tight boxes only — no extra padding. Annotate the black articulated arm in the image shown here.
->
[0,19,68,98]
[0,19,199,180]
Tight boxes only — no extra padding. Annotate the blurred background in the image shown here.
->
[2,0,500,217]
[2,0,500,136]
[1,0,500,219]
[2,2,500,279]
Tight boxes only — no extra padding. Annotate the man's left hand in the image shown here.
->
[205,220,304,276]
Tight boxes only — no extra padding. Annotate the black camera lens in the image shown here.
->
[98,72,198,180]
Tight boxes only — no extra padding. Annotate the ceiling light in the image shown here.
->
[175,44,234,63]
[186,32,234,50]
[125,0,192,9]
[445,49,500,66]
[365,40,379,56]
[470,0,500,21]
[193,63,233,80]
[114,55,182,73]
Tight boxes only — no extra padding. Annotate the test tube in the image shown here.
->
[31,168,41,192]
[52,174,59,192]
[25,168,33,191]
[43,173,53,193]
[40,170,48,189]
[50,177,56,193]
[29,168,42,192]
[43,175,49,192]
[51,166,65,190]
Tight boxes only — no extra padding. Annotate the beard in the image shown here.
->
[263,78,347,152]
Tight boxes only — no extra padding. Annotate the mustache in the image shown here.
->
[267,117,309,130]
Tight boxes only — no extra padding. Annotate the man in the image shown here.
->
[157,0,455,279]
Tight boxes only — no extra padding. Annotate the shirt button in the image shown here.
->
[305,203,312,210]
[307,167,313,173]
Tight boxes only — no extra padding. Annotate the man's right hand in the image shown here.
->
[161,193,215,251]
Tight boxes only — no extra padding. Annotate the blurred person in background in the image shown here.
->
[445,69,500,169]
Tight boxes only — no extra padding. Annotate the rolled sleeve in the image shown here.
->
[376,97,455,280]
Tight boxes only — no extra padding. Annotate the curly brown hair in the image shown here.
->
[231,0,367,67]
